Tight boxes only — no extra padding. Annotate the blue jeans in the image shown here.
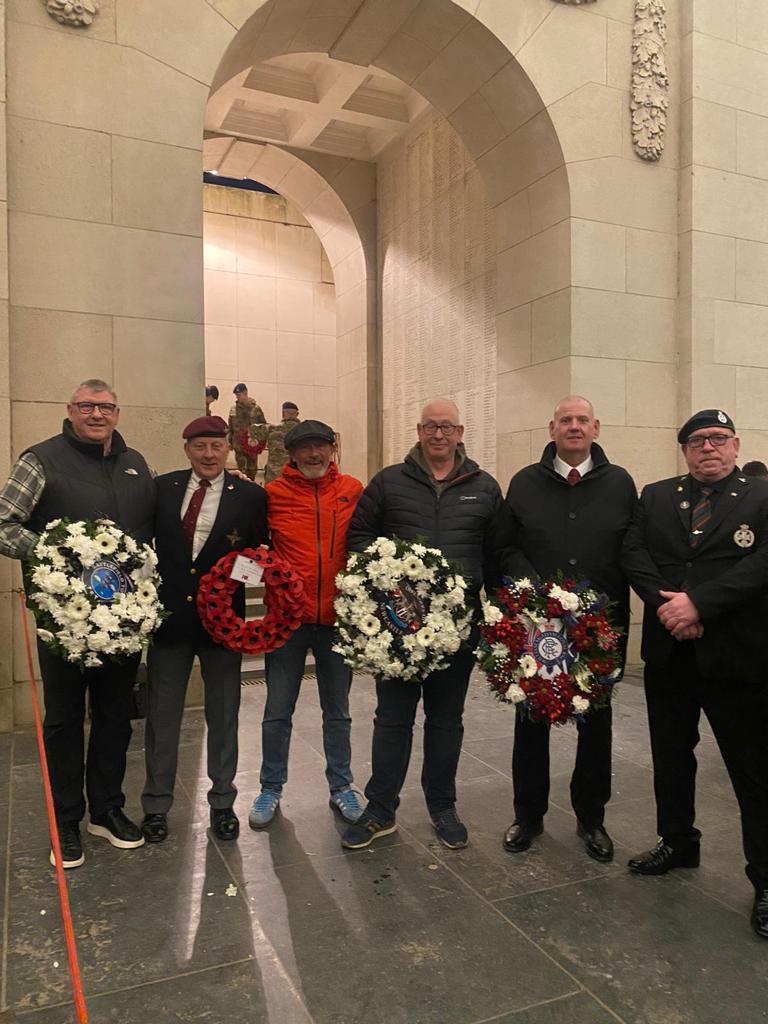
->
[260,624,353,795]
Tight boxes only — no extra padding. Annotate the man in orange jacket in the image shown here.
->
[248,420,365,828]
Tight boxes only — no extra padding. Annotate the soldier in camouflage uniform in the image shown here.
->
[251,402,301,484]
[227,383,265,479]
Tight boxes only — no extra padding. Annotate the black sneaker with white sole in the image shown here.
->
[50,820,84,869]
[431,808,469,849]
[87,808,145,849]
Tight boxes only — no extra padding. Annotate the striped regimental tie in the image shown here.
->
[690,486,712,547]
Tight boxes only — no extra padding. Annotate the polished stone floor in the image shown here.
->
[1,670,766,1024]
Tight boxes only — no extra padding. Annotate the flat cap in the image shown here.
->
[284,419,335,450]
[677,409,735,444]
[233,382,247,394]
[205,385,219,400]
[183,415,228,440]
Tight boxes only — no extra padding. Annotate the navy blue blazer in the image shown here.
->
[153,469,268,646]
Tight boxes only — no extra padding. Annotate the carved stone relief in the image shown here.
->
[631,0,669,161]
[43,0,99,28]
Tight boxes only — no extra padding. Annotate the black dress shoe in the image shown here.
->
[751,890,768,940]
[503,821,543,853]
[210,807,239,841]
[577,823,614,863]
[628,839,700,875]
[141,813,168,844]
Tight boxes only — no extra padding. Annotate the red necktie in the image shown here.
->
[567,468,581,486]
[182,478,210,553]
[690,486,712,547]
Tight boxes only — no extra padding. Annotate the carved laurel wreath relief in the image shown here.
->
[554,0,668,161]
[43,0,99,28]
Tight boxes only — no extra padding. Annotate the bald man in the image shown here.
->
[340,398,509,851]
[501,396,637,862]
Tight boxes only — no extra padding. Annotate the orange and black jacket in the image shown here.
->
[266,461,363,626]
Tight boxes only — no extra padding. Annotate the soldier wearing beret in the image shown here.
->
[622,409,768,939]
[227,384,265,480]
[141,416,268,844]
[249,401,301,484]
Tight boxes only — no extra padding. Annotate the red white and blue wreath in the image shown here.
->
[476,576,623,724]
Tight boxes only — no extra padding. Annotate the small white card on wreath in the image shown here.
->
[230,555,264,587]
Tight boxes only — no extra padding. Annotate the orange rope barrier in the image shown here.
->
[18,591,88,1024]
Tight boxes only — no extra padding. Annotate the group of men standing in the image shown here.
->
[0,381,766,941]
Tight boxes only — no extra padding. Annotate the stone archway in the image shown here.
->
[202,137,376,478]
[208,0,571,482]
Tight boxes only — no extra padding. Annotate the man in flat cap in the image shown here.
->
[249,401,301,484]
[141,415,268,843]
[248,420,364,829]
[622,409,768,939]
[227,384,265,480]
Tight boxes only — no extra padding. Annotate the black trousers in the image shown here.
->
[364,646,475,821]
[38,640,139,823]
[142,639,242,814]
[512,702,612,829]
[645,645,768,891]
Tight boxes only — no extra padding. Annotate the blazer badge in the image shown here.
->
[733,524,755,548]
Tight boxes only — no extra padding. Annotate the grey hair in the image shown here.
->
[70,379,118,403]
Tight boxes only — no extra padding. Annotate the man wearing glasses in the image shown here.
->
[340,398,508,851]
[622,409,768,939]
[0,379,156,869]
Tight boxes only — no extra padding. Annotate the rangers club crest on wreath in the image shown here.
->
[82,559,133,602]
[380,581,426,636]
[521,615,576,680]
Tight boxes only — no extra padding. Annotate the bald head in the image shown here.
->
[417,397,464,476]
[549,395,600,467]
[420,398,460,424]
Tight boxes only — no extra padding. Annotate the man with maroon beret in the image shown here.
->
[141,416,268,843]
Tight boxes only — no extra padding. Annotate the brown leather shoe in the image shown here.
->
[210,807,239,841]
[503,821,543,853]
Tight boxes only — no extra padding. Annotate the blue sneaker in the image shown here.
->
[329,788,364,823]
[248,791,280,829]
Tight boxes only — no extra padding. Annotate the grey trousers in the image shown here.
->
[142,640,242,814]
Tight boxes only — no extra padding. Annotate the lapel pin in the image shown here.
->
[680,500,690,509]
[677,486,683,492]
[227,484,235,491]
[730,491,738,497]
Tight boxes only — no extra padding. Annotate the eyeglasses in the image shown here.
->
[72,402,117,415]
[685,433,733,449]
[421,422,459,436]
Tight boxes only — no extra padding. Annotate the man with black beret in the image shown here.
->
[141,415,268,844]
[622,408,768,939]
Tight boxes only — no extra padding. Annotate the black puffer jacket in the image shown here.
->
[347,452,508,597]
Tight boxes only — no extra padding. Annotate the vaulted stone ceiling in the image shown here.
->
[205,51,429,174]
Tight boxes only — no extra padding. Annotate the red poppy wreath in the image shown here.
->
[238,428,266,460]
[197,546,307,655]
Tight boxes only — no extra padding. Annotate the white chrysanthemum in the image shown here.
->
[88,630,113,652]
[491,642,509,661]
[506,684,526,704]
[37,628,55,643]
[512,577,532,592]
[136,581,157,606]
[84,652,103,668]
[38,570,70,595]
[69,596,91,621]
[93,532,118,555]
[519,654,538,678]
[445,587,465,608]
[338,573,365,595]
[66,522,86,536]
[416,626,435,647]
[90,605,121,632]
[403,555,425,579]
[44,518,62,530]
[549,585,580,613]
[359,614,381,636]
[411,543,427,556]
[482,602,503,624]
[572,695,590,714]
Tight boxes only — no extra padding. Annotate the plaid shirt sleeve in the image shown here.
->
[0,452,46,559]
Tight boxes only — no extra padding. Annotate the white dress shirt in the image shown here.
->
[180,471,225,561]
[553,452,594,481]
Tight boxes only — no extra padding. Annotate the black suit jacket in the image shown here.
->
[621,470,768,684]
[153,470,268,646]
